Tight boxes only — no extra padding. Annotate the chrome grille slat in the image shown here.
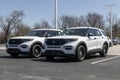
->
[9,39,23,44]
[46,39,66,45]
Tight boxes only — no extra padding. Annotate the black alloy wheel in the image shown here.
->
[100,44,108,57]
[75,45,86,61]
[31,44,42,58]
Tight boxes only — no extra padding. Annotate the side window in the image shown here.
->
[54,31,62,36]
[88,29,95,36]
[47,31,55,37]
[47,31,62,37]
[101,31,106,36]
[94,29,102,36]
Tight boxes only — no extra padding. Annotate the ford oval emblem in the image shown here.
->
[12,40,15,43]
[52,40,56,44]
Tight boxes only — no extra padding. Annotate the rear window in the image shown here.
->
[101,31,106,36]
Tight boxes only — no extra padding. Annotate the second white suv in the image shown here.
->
[6,29,62,58]
[42,27,109,61]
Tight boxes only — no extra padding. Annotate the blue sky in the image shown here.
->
[0,0,120,27]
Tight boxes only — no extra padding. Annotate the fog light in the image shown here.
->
[64,46,72,50]
[21,45,27,48]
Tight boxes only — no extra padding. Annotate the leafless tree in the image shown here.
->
[13,24,31,36]
[112,19,120,38]
[34,23,41,29]
[86,13,105,29]
[58,15,80,30]
[33,20,51,29]
[0,32,5,43]
[106,14,120,38]
[0,10,24,42]
[77,16,87,27]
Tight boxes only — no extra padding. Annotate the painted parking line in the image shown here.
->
[91,55,120,64]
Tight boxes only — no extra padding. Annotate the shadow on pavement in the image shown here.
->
[0,55,35,59]
[31,57,79,63]
[31,54,105,63]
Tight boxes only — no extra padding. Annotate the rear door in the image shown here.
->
[94,29,104,49]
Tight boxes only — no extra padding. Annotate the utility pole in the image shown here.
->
[106,4,116,40]
[55,0,58,29]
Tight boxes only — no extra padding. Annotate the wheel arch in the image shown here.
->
[75,41,88,55]
[103,41,109,48]
[30,41,42,52]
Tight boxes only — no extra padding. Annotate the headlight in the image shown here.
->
[65,38,78,43]
[22,39,34,42]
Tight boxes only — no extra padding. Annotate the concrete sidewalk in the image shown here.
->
[108,45,120,55]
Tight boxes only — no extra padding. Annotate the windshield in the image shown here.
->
[26,30,48,37]
[63,28,88,36]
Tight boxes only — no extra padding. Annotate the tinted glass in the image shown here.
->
[26,30,48,37]
[94,29,102,36]
[54,31,62,36]
[63,28,88,36]
[47,31,54,36]
[87,29,95,36]
[101,31,106,36]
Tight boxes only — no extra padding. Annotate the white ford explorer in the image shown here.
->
[6,29,62,58]
[42,27,109,61]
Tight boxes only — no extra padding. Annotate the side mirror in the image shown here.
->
[45,34,51,37]
[87,33,93,38]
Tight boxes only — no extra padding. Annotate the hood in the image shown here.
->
[46,35,81,39]
[9,36,43,39]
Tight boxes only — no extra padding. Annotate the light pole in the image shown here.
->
[106,4,116,40]
[55,0,58,29]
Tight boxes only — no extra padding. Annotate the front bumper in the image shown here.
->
[42,45,76,56]
[6,43,31,54]
[42,50,75,57]
[7,48,30,54]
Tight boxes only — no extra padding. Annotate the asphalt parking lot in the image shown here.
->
[0,45,120,80]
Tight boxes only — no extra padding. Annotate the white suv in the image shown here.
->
[42,27,109,61]
[6,29,62,58]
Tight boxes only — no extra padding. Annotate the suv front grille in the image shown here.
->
[46,39,66,45]
[8,39,23,44]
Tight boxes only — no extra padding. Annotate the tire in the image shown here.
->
[31,44,42,58]
[100,44,108,57]
[45,56,54,60]
[75,45,86,61]
[9,53,19,58]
